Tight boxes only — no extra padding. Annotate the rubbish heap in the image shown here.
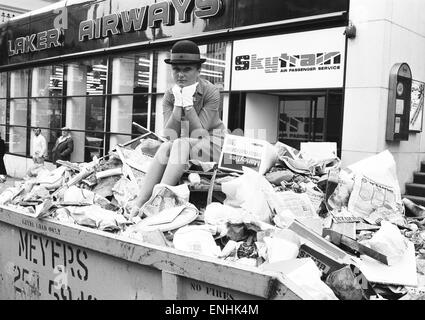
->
[1,134,425,300]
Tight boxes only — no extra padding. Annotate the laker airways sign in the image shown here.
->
[78,0,223,42]
[6,0,222,57]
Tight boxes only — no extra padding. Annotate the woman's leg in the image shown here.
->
[134,141,172,206]
[160,138,192,185]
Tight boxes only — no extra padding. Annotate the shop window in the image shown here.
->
[153,50,174,93]
[9,99,27,126]
[0,73,7,99]
[110,52,152,144]
[30,98,62,161]
[65,58,108,162]
[0,99,5,125]
[111,52,151,94]
[153,41,231,93]
[8,126,26,155]
[200,42,229,91]
[84,95,106,162]
[31,65,63,97]
[30,98,63,128]
[66,58,108,97]
[10,69,29,98]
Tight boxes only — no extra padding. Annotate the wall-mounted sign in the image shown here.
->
[79,0,223,42]
[409,80,424,132]
[0,0,349,67]
[386,63,412,141]
[231,27,346,90]
[7,7,68,57]
[8,29,63,57]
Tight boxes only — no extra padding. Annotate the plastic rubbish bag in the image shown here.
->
[0,187,23,205]
[63,186,114,210]
[138,138,162,157]
[300,142,340,176]
[363,221,409,266]
[221,167,274,223]
[52,208,76,225]
[301,181,325,214]
[67,204,127,231]
[325,266,365,300]
[121,144,154,173]
[263,229,301,263]
[173,225,222,257]
[263,237,299,263]
[23,186,50,202]
[37,166,66,190]
[204,202,245,225]
[141,183,190,217]
[274,142,311,175]
[328,169,355,210]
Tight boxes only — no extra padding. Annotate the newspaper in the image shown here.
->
[348,174,400,219]
[266,191,317,228]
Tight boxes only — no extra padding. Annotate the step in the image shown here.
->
[403,194,425,207]
[405,183,425,197]
[414,172,425,184]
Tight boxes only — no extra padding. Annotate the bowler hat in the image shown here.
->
[164,40,206,65]
[61,127,71,132]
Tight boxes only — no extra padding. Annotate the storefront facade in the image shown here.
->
[4,0,421,191]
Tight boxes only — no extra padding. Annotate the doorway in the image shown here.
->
[278,90,343,155]
[279,95,325,149]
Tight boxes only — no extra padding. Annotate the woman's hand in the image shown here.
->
[181,82,198,107]
[172,84,184,107]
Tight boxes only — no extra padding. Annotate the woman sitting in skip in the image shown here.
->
[128,40,226,217]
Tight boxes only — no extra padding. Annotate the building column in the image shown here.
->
[109,57,135,150]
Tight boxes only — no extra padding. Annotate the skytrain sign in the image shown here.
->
[232,27,346,90]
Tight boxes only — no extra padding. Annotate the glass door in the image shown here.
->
[278,95,326,150]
